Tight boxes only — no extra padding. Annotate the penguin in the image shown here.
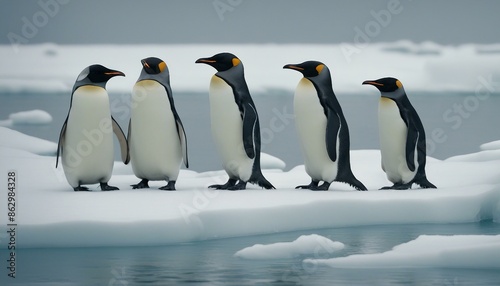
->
[56,64,129,191]
[362,77,437,190]
[128,57,188,191]
[195,52,275,190]
[283,61,367,191]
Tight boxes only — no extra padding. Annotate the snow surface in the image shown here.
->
[0,128,499,249]
[0,126,57,155]
[1,41,500,93]
[307,234,500,269]
[234,234,344,260]
[0,109,52,126]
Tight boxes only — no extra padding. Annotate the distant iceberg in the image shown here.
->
[0,109,52,126]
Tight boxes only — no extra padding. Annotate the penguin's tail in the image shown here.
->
[337,170,367,191]
[250,170,276,189]
[348,178,368,191]
[415,176,437,189]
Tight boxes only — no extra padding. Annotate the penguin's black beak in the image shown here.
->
[104,70,125,77]
[195,57,216,65]
[283,64,304,71]
[362,80,383,87]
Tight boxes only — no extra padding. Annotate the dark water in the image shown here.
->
[1,221,499,285]
[1,90,500,172]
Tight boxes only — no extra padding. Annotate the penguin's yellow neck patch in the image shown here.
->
[232,58,240,67]
[316,64,324,74]
[380,97,393,104]
[396,80,403,89]
[159,62,167,73]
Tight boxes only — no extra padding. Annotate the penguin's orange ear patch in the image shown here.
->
[232,58,241,67]
[315,64,324,74]
[396,80,403,88]
[159,62,167,73]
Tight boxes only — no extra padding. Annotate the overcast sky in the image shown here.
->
[1,0,500,45]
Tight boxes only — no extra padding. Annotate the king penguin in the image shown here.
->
[128,57,188,190]
[195,52,275,190]
[56,64,129,191]
[362,77,437,190]
[284,61,367,191]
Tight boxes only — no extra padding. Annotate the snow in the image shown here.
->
[0,126,57,155]
[446,140,500,162]
[307,235,500,269]
[234,234,344,260]
[1,41,499,93]
[260,152,286,170]
[0,109,53,126]
[0,128,499,249]
[481,140,500,151]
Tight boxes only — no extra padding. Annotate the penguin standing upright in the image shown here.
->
[284,61,366,191]
[128,57,188,190]
[56,65,129,191]
[195,52,275,190]
[363,77,436,190]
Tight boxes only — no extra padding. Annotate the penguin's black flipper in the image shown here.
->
[325,109,340,162]
[404,112,418,172]
[55,117,68,168]
[174,114,189,168]
[112,116,130,164]
[242,102,257,159]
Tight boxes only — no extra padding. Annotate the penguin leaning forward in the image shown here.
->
[363,77,437,190]
[284,61,367,191]
[56,64,129,191]
[128,57,188,190]
[195,52,275,190]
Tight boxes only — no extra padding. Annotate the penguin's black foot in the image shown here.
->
[227,181,247,191]
[380,183,412,190]
[209,178,237,190]
[73,186,90,192]
[100,183,119,191]
[295,180,320,190]
[312,182,331,191]
[159,181,176,191]
[131,179,150,189]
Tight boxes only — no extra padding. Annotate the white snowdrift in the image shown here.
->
[0,109,53,126]
[234,234,344,260]
[0,128,499,248]
[0,126,56,155]
[307,235,500,269]
[1,41,500,93]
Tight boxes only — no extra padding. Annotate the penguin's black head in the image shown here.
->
[283,61,327,78]
[77,64,125,83]
[141,57,167,74]
[362,77,403,93]
[195,52,241,72]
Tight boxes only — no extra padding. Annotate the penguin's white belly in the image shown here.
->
[130,80,182,181]
[378,98,418,183]
[62,86,114,187]
[294,78,338,182]
[209,75,253,182]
